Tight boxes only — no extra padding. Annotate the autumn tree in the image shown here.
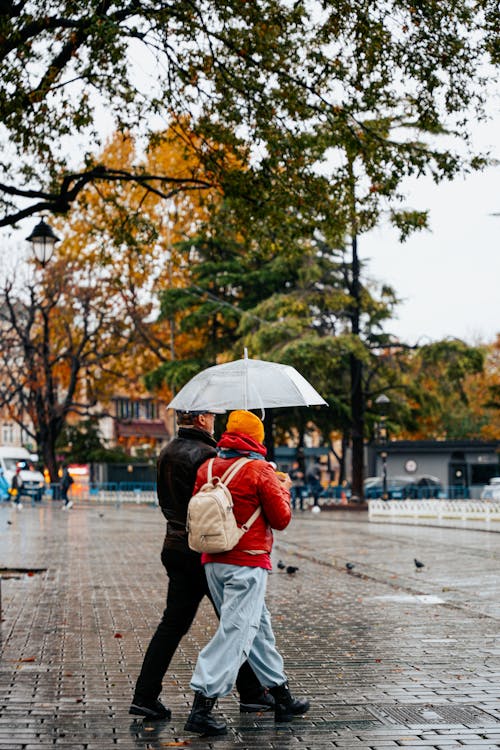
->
[0,125,231,479]
[0,253,145,480]
[382,339,486,440]
[386,336,500,441]
[474,335,500,440]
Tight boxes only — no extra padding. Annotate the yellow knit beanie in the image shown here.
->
[226,410,265,444]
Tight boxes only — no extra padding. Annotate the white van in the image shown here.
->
[0,446,46,502]
[480,477,500,502]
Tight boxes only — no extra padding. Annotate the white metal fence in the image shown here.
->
[368,499,500,522]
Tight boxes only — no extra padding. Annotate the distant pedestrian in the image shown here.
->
[289,460,306,511]
[306,460,322,507]
[60,465,74,509]
[10,466,23,509]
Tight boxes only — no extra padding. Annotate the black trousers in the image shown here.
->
[133,547,262,702]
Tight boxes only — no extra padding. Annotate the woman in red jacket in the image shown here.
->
[184,410,310,736]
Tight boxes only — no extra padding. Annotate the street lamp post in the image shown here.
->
[25,217,60,487]
[26,218,60,267]
[375,394,390,501]
[380,449,388,501]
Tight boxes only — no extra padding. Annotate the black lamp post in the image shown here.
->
[375,394,390,500]
[26,218,60,267]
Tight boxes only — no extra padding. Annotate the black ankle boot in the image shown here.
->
[269,682,310,722]
[184,692,227,736]
[129,696,171,721]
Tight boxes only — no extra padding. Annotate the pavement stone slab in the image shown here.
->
[1,504,500,748]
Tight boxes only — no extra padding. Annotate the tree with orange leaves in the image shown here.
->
[389,339,490,441]
[0,255,140,481]
[0,127,224,480]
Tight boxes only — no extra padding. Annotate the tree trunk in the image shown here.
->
[347,161,365,501]
[264,409,275,462]
[350,351,364,500]
[39,421,60,484]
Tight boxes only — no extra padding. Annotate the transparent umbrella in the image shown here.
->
[167,353,327,412]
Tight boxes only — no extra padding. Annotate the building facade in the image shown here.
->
[368,440,500,496]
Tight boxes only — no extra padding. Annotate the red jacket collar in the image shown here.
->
[217,431,267,457]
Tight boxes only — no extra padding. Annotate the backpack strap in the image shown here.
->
[207,456,249,485]
[240,505,261,532]
[208,456,261,531]
[207,458,215,483]
[220,457,252,485]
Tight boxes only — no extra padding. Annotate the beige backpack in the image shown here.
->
[187,457,261,554]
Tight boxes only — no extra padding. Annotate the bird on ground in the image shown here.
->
[346,562,355,571]
[414,558,425,570]
[277,560,286,570]
[286,566,299,575]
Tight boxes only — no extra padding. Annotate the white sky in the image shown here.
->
[363,116,499,347]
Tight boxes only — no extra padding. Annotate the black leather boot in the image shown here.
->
[184,692,227,736]
[129,696,171,721]
[269,682,310,722]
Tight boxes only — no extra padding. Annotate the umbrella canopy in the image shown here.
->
[167,356,327,412]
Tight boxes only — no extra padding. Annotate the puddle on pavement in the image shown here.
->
[0,567,46,579]
[371,593,445,604]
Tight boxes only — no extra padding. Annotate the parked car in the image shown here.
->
[411,475,446,499]
[364,475,445,500]
[480,478,500,502]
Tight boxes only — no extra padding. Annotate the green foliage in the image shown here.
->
[389,338,488,439]
[390,210,429,242]
[0,0,496,227]
[56,418,130,464]
[418,339,485,403]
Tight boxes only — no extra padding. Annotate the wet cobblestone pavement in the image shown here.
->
[1,502,500,749]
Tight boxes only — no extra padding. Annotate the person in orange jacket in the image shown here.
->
[184,410,310,736]
[129,409,272,721]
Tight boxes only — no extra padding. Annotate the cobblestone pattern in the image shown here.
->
[1,504,500,749]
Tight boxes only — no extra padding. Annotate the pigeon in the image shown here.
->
[346,562,355,571]
[414,558,425,570]
[277,560,286,570]
[286,566,299,575]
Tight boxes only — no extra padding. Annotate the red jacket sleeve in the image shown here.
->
[256,461,292,530]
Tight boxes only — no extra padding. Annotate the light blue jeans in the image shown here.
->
[190,563,287,698]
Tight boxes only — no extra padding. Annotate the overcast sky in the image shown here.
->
[362,116,499,347]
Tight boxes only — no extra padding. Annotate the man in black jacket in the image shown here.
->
[129,410,273,720]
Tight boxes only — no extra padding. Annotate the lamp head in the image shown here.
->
[26,218,60,267]
[375,393,390,415]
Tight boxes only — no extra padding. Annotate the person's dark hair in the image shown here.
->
[176,410,206,426]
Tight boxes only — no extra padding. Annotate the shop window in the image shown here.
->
[470,464,500,485]
[143,401,158,420]
[116,399,140,420]
[2,422,14,444]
